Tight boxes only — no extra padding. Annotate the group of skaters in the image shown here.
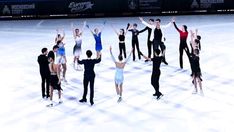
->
[37,17,203,107]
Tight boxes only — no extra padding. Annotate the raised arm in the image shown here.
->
[124,23,130,35]
[139,17,155,29]
[110,46,117,63]
[86,24,95,34]
[80,21,86,35]
[138,27,148,34]
[111,25,119,36]
[71,23,76,39]
[61,29,65,41]
[173,21,181,33]
[100,20,106,32]
[161,22,172,29]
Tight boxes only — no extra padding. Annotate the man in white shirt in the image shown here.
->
[139,17,171,65]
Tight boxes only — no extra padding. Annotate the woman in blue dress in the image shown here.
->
[55,29,67,82]
[110,46,132,102]
[86,22,105,58]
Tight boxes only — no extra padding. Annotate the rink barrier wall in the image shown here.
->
[1,0,234,19]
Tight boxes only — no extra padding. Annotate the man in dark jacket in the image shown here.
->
[37,48,50,98]
[78,50,101,106]
[139,18,154,62]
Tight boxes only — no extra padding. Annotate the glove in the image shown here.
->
[86,24,89,28]
[127,23,130,29]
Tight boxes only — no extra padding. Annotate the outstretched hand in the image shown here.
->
[172,17,175,22]
[139,17,144,22]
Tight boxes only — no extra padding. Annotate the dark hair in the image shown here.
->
[155,49,161,56]
[133,23,137,27]
[118,55,123,61]
[156,18,161,22]
[120,29,125,34]
[41,48,47,53]
[53,45,59,50]
[197,35,201,40]
[195,39,200,44]
[183,25,188,32]
[149,19,154,22]
[56,40,61,45]
[86,50,92,58]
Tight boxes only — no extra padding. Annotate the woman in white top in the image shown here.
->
[71,21,86,70]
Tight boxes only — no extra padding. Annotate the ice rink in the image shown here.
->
[0,14,234,132]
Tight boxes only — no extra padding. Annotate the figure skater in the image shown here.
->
[138,18,154,62]
[128,23,142,61]
[55,28,65,44]
[111,23,130,58]
[110,46,132,102]
[37,48,50,98]
[55,29,67,82]
[189,49,203,94]
[140,49,164,100]
[71,21,86,70]
[172,17,190,69]
[86,21,106,58]
[78,50,101,106]
[189,29,203,82]
[47,54,63,107]
[139,17,171,65]
[190,29,201,54]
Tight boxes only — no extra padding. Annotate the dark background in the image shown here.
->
[0,0,234,19]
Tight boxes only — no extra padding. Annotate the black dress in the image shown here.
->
[190,54,201,78]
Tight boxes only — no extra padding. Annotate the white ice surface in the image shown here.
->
[0,14,234,132]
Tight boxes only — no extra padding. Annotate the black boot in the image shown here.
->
[79,99,87,103]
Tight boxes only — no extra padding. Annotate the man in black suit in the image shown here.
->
[78,50,101,106]
[37,48,50,98]
[139,18,154,62]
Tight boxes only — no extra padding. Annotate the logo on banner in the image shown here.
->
[128,0,138,10]
[200,0,224,8]
[2,5,11,15]
[10,4,35,15]
[191,0,199,9]
[68,1,94,13]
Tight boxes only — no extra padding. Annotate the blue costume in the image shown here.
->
[115,68,124,85]
[57,42,65,56]
[94,32,102,52]
[110,50,131,85]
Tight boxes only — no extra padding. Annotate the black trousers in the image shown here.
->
[179,42,190,69]
[147,40,153,58]
[82,76,95,103]
[151,71,162,96]
[132,39,141,61]
[153,40,166,52]
[119,43,126,58]
[40,73,50,98]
